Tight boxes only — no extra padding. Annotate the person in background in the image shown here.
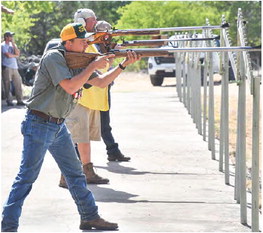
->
[1,31,25,106]
[95,20,131,162]
[1,22,140,232]
[59,9,133,189]
[59,9,110,188]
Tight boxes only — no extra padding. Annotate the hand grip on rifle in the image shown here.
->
[90,54,115,70]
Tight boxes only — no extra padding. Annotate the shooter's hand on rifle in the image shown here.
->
[121,50,141,68]
[90,53,115,70]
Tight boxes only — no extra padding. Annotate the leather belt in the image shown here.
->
[29,109,65,124]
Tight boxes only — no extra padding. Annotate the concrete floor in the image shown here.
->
[1,76,255,232]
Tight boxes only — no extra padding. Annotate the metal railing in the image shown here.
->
[169,8,261,231]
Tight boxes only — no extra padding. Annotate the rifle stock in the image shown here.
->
[64,52,101,69]
[64,49,171,69]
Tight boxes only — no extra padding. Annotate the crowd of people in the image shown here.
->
[1,8,140,232]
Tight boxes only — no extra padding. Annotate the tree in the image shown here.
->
[115,1,261,45]
[2,1,131,55]
[202,1,261,46]
[1,1,54,53]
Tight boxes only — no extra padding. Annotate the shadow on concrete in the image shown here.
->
[162,84,176,88]
[1,103,26,113]
[95,163,216,176]
[88,184,238,205]
[87,184,240,206]
[88,185,138,203]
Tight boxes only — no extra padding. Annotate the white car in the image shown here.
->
[147,35,221,86]
[147,46,176,86]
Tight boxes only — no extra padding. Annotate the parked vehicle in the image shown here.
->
[43,38,61,54]
[18,55,41,86]
[147,34,222,86]
[148,50,176,86]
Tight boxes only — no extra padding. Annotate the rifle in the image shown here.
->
[120,36,221,47]
[88,24,229,45]
[64,45,260,70]
[64,49,172,69]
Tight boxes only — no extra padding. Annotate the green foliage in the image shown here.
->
[1,1,54,51]
[1,1,130,55]
[116,1,261,45]
[116,2,220,29]
[1,0,261,66]
[203,1,261,46]
[115,1,261,70]
[113,57,148,72]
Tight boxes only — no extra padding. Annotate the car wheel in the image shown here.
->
[150,75,164,86]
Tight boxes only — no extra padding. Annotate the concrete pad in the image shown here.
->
[1,75,253,232]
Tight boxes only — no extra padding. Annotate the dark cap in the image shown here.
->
[4,31,15,37]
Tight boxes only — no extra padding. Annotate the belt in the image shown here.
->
[29,110,65,124]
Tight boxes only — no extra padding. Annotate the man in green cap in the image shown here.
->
[1,23,140,232]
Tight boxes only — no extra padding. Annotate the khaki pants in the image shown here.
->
[2,67,23,103]
[66,104,101,143]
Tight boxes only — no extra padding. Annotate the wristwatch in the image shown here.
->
[119,63,126,70]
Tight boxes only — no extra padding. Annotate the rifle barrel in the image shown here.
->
[113,46,261,53]
[121,40,165,47]
[122,37,219,45]
[111,25,228,36]
[111,49,170,58]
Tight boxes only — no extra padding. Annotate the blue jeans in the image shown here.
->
[1,112,99,232]
[100,86,120,155]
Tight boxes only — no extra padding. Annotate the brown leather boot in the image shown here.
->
[58,174,68,189]
[83,163,109,184]
[80,217,118,230]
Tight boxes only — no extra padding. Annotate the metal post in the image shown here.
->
[223,52,230,184]
[177,51,182,102]
[187,53,191,114]
[219,49,225,172]
[192,39,198,126]
[237,52,247,224]
[175,52,180,97]
[208,48,215,159]
[202,52,208,141]
[195,47,202,135]
[182,47,187,107]
[251,76,260,232]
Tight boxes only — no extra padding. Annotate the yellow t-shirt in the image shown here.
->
[78,45,109,111]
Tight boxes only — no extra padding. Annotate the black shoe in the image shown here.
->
[108,151,131,162]
[17,101,25,106]
[80,217,118,230]
[7,101,14,106]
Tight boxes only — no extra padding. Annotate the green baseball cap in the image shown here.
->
[60,23,93,41]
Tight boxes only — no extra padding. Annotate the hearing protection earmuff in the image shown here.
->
[76,18,86,27]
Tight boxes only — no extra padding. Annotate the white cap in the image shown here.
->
[95,20,112,32]
[74,9,96,21]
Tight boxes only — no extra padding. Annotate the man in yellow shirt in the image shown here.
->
[59,9,132,187]
[95,21,131,163]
